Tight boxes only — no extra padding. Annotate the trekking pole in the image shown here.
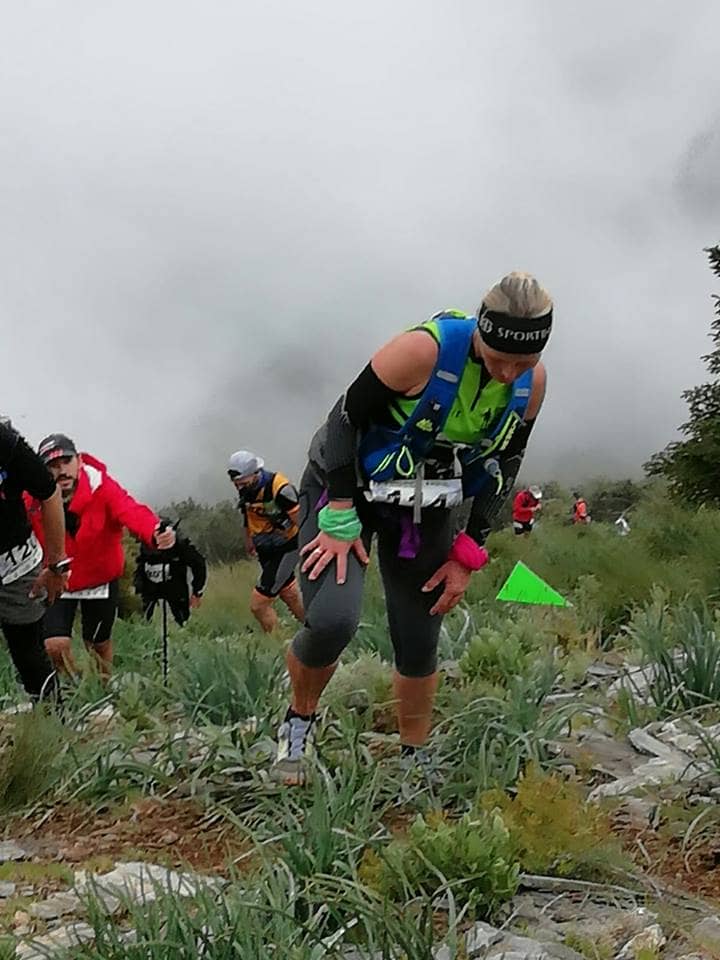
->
[158,519,171,687]
[161,593,169,686]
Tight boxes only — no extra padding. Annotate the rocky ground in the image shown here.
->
[3,643,720,957]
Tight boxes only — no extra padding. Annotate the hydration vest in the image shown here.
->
[243,471,299,546]
[358,312,533,499]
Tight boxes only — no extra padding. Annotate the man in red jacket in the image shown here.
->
[512,485,543,535]
[26,434,176,678]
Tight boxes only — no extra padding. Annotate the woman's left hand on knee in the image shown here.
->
[301,531,369,585]
[422,560,471,616]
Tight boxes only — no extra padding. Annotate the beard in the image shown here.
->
[58,477,77,502]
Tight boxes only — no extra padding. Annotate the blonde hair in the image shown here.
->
[481,272,553,318]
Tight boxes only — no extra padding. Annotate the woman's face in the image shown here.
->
[474,331,541,384]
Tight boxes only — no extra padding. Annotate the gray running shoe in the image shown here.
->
[271,709,316,785]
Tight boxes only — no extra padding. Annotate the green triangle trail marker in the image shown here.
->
[496,561,571,607]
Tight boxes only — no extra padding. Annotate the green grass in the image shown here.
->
[623,593,720,715]
[0,709,70,812]
[173,638,285,729]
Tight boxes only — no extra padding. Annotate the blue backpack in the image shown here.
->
[358,313,532,498]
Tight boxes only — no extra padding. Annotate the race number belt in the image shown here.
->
[62,583,110,600]
[364,478,464,511]
[0,533,43,585]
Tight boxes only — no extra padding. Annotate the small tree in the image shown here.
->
[645,245,720,505]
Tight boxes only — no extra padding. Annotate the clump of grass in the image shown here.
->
[433,659,571,802]
[624,594,720,715]
[564,931,614,960]
[275,762,386,881]
[0,860,74,884]
[360,808,519,919]
[0,709,69,812]
[72,853,439,958]
[112,672,165,730]
[325,653,392,719]
[173,639,284,729]
[0,938,16,960]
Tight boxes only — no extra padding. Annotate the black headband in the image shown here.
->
[477,306,553,355]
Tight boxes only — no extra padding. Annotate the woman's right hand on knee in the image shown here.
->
[301,531,369,585]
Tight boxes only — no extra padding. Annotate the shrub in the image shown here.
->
[360,809,519,918]
[481,763,627,880]
[325,653,392,718]
[460,618,546,686]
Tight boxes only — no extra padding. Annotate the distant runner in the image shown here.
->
[572,492,591,525]
[615,514,630,536]
[134,520,208,626]
[228,451,304,632]
[26,434,176,678]
[512,485,543,535]
[272,271,553,785]
[0,419,69,702]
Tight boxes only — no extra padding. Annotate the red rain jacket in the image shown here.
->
[573,498,590,524]
[25,453,158,591]
[512,490,540,524]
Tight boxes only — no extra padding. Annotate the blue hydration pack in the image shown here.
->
[358,312,533,498]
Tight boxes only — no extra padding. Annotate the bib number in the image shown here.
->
[0,534,43,585]
[364,478,464,510]
[145,563,170,585]
[62,583,110,600]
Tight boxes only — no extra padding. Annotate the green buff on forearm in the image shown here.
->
[317,505,362,541]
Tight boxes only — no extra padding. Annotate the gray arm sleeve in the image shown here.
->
[323,395,361,500]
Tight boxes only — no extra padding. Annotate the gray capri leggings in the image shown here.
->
[291,466,454,677]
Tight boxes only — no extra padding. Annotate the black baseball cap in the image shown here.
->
[38,433,78,464]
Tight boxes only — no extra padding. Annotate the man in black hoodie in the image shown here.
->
[134,521,207,627]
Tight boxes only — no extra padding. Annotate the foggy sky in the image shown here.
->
[2,1,719,507]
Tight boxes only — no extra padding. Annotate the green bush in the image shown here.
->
[460,618,546,686]
[481,764,628,880]
[360,809,519,918]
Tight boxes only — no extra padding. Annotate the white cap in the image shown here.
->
[228,450,264,477]
[529,485,543,499]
